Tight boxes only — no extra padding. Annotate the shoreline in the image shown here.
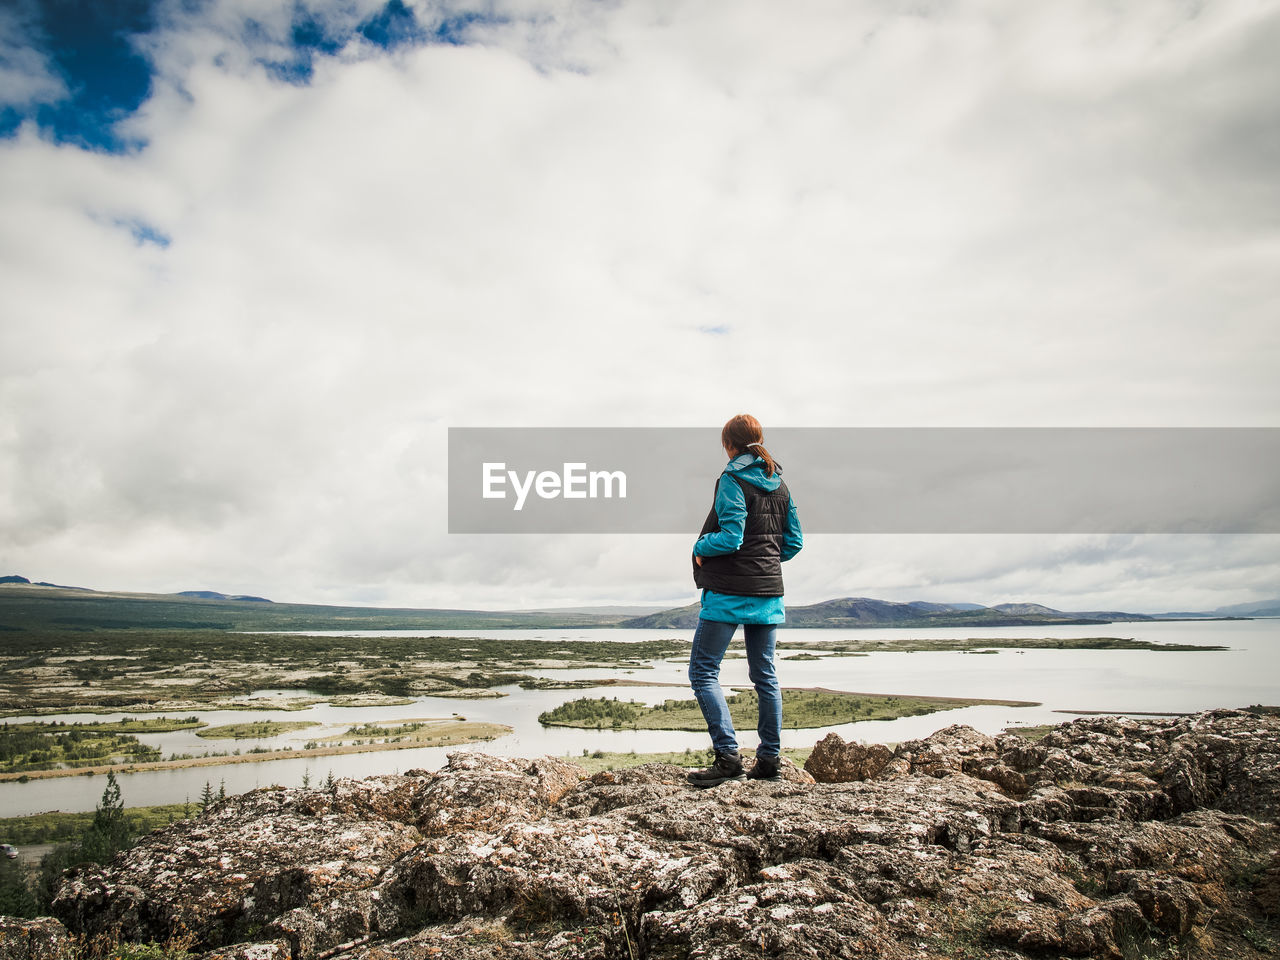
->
[0,685,1037,781]
[768,686,1040,707]
[0,632,1233,719]
[1051,708,1192,717]
[539,688,1042,732]
[0,721,513,783]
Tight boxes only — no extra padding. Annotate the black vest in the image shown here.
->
[693,471,791,597]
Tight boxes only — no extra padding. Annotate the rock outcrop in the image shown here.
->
[7,709,1279,959]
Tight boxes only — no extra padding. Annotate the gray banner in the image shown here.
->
[447,427,1280,534]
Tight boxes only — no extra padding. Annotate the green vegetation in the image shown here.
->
[330,720,438,741]
[1242,927,1277,953]
[101,939,196,960]
[0,586,628,633]
[930,898,1010,959]
[26,716,203,734]
[0,587,1226,720]
[1002,724,1057,741]
[0,856,36,919]
[0,719,183,772]
[0,803,191,846]
[195,720,318,740]
[540,697,645,728]
[0,629,690,715]
[317,717,509,746]
[0,771,170,919]
[327,694,417,707]
[539,689,1031,731]
[0,714,512,782]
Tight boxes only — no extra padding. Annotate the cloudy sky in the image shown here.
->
[1,0,1277,614]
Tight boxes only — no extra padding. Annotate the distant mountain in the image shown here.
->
[619,596,1122,630]
[176,591,273,603]
[0,582,632,631]
[513,604,675,616]
[792,597,977,626]
[1,574,1256,631]
[1154,598,1280,619]
[1,574,90,591]
[1212,598,1280,617]
[1068,610,1156,623]
[991,602,1064,616]
[903,601,986,613]
[619,602,703,629]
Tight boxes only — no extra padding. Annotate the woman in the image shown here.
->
[687,414,803,787]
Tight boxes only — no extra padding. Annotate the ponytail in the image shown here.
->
[721,414,778,477]
[745,441,778,478]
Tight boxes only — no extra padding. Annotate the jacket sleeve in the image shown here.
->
[781,492,803,561]
[693,475,747,556]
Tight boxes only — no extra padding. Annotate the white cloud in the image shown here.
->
[0,3,66,110]
[1,0,1278,609]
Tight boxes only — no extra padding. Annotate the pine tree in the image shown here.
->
[0,857,37,918]
[35,843,79,914]
[80,770,130,864]
[200,780,214,811]
[35,770,136,912]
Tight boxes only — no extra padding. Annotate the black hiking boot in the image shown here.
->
[746,754,781,781]
[687,749,746,788]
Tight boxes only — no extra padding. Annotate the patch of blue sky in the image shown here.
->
[357,3,500,51]
[0,106,22,139]
[2,0,152,152]
[34,96,149,154]
[247,5,345,86]
[3,0,504,154]
[359,0,427,50]
[291,10,345,56]
[119,218,172,248]
[250,3,497,83]
[427,10,496,47]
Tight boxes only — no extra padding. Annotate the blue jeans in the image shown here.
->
[688,618,781,758]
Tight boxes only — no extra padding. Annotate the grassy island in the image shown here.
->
[1,717,205,774]
[539,688,1036,732]
[0,716,513,782]
[195,720,320,740]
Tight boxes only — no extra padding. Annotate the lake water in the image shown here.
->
[2,619,1276,817]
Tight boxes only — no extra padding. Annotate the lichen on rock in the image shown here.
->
[1,708,1276,959]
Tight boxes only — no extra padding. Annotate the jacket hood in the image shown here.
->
[725,453,782,491]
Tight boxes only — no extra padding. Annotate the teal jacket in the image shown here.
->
[693,453,803,624]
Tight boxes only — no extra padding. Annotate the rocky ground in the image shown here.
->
[2,707,1278,959]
